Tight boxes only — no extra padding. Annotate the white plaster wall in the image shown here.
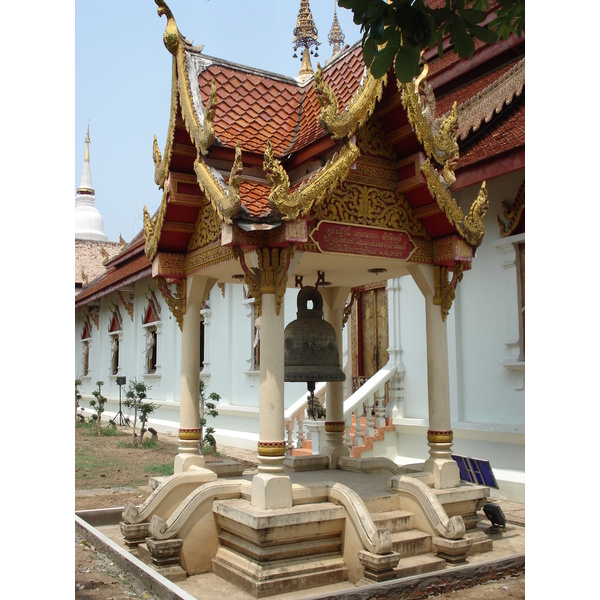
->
[452,171,525,426]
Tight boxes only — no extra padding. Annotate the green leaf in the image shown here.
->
[370,44,397,79]
[362,35,378,68]
[394,44,420,84]
[459,8,487,24]
[469,24,498,44]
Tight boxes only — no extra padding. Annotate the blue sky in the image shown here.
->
[75,1,362,243]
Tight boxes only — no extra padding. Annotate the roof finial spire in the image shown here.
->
[328,1,345,56]
[293,0,320,81]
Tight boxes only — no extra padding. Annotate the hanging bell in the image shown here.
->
[284,286,345,384]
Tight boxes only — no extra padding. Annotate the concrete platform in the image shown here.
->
[77,457,524,600]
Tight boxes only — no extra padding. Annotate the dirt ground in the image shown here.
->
[75,425,524,599]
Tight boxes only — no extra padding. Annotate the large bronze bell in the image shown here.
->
[284,286,345,385]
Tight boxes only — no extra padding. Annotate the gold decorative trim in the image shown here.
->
[314,63,387,140]
[455,58,525,141]
[234,246,295,317]
[194,142,243,224]
[153,59,178,188]
[264,140,360,221]
[498,180,525,238]
[427,430,453,444]
[155,276,187,331]
[117,291,134,321]
[401,62,459,169]
[178,428,201,441]
[421,160,488,248]
[155,1,214,156]
[143,183,169,260]
[325,422,346,433]
[86,305,99,330]
[257,440,287,457]
[433,263,464,322]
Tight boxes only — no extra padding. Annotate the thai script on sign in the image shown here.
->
[310,221,415,260]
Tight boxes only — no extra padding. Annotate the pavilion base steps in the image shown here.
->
[365,495,446,579]
[210,498,348,598]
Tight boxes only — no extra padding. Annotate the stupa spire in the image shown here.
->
[293,0,320,81]
[328,1,345,56]
[78,125,94,194]
[75,125,108,241]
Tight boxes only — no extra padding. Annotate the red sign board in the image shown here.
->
[310,221,416,260]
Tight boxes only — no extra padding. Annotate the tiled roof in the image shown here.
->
[457,99,524,169]
[196,44,365,158]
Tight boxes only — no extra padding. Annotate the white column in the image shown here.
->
[385,277,406,419]
[322,286,351,468]
[174,276,216,474]
[256,292,287,473]
[408,264,460,489]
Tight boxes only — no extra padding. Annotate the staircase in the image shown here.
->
[290,415,396,458]
[364,494,446,579]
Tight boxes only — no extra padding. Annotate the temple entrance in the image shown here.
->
[350,284,389,393]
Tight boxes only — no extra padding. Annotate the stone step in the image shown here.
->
[390,529,432,557]
[393,554,446,579]
[371,510,414,533]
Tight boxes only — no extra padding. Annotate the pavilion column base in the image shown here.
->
[251,472,293,509]
[423,458,460,489]
[174,435,205,474]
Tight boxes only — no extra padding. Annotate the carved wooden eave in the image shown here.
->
[400,63,489,249]
[155,276,186,331]
[315,63,387,141]
[454,58,525,142]
[264,139,361,221]
[498,179,525,237]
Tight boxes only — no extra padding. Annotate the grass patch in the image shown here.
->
[145,463,174,476]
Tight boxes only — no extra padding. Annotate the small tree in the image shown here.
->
[75,378,82,423]
[199,379,220,454]
[124,378,155,446]
[89,381,107,434]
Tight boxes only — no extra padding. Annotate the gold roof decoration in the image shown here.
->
[454,58,525,142]
[401,61,459,169]
[264,139,360,221]
[498,180,525,238]
[422,160,489,248]
[152,62,179,188]
[194,142,244,224]
[402,60,489,249]
[315,63,387,140]
[155,0,216,161]
[293,0,320,81]
[143,188,167,261]
[328,1,345,55]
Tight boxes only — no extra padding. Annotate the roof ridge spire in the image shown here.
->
[293,0,320,80]
[328,1,345,56]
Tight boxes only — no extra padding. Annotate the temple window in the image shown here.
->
[142,290,161,376]
[242,294,260,372]
[108,305,122,376]
[81,317,92,377]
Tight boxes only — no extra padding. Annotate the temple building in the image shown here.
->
[75,2,524,591]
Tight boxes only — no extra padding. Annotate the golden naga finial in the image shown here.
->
[155,0,179,55]
[314,63,386,140]
[401,60,459,167]
[264,137,360,221]
[194,141,243,223]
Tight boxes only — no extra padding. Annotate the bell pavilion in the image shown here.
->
[75,0,524,595]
